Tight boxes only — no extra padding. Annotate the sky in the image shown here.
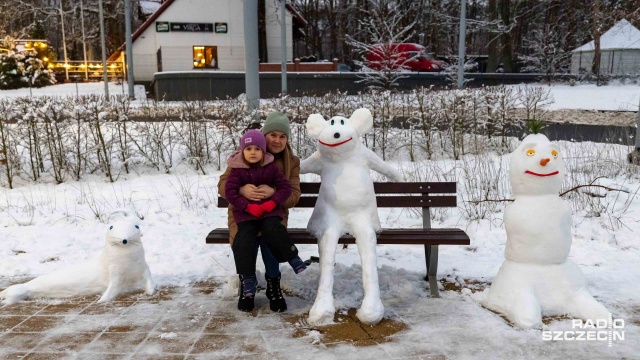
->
[0,81,639,358]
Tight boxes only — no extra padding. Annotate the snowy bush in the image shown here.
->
[0,50,56,90]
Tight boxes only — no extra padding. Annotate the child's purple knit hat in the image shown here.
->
[241,130,267,153]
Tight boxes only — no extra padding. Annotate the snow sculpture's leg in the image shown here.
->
[98,266,122,303]
[353,220,384,325]
[569,290,610,322]
[308,228,340,325]
[143,267,156,295]
[508,287,542,329]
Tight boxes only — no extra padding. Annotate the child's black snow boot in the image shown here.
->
[238,274,257,312]
[265,276,287,312]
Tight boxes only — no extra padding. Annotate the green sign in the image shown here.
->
[215,23,228,33]
[156,22,169,32]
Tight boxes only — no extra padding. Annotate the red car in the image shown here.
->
[366,43,445,72]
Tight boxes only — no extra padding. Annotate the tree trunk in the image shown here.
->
[487,0,499,72]
[591,0,602,82]
[499,0,513,72]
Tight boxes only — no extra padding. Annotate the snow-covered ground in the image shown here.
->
[510,82,640,111]
[0,82,639,358]
[0,81,146,100]
[1,80,638,112]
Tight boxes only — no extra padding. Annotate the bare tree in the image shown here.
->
[345,0,422,89]
[521,26,572,82]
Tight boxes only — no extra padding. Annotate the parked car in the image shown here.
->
[366,43,445,72]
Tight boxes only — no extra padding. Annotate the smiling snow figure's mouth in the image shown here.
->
[525,170,559,177]
[319,137,353,147]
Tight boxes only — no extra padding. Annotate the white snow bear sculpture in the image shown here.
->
[301,108,402,325]
[482,134,609,328]
[0,220,155,305]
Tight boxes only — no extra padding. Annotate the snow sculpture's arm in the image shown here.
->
[300,151,324,175]
[364,147,402,181]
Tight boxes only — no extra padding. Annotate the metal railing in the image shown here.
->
[48,60,125,81]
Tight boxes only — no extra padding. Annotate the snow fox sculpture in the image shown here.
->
[0,219,155,305]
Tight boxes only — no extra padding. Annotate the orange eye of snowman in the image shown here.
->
[526,149,535,156]
[551,150,558,158]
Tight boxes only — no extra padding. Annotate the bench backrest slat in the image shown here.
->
[218,182,458,209]
[294,196,456,208]
[300,182,456,194]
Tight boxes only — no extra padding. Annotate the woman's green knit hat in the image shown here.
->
[262,111,291,139]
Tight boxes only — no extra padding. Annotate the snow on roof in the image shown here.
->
[573,19,640,52]
[139,0,162,16]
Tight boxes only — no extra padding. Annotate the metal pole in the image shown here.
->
[280,0,287,94]
[629,97,640,164]
[98,0,109,97]
[59,0,69,81]
[636,97,640,150]
[457,0,467,89]
[244,0,260,122]
[80,0,88,81]
[124,0,135,99]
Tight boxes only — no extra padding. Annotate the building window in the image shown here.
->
[193,46,218,69]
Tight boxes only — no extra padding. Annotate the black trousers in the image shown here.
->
[232,216,298,276]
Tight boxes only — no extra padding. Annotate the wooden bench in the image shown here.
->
[206,182,470,297]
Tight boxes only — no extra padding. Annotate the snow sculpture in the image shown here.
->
[0,220,155,304]
[482,134,609,328]
[300,108,402,325]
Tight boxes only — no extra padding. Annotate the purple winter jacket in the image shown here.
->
[224,150,292,224]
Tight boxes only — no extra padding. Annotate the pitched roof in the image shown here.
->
[573,19,640,52]
[109,0,307,60]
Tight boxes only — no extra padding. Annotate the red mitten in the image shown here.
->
[245,204,265,217]
[260,200,277,213]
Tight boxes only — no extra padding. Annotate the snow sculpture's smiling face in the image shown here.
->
[317,116,357,153]
[106,220,142,247]
[306,108,373,159]
[510,134,565,196]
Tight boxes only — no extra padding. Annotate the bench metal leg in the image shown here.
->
[425,244,439,298]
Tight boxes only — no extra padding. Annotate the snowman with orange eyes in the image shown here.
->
[482,133,609,329]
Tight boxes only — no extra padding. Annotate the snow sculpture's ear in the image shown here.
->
[349,108,373,135]
[306,114,327,140]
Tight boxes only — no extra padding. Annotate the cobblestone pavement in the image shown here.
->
[0,278,445,360]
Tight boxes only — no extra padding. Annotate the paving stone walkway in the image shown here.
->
[0,279,446,360]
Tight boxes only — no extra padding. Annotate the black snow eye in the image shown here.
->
[330,119,334,125]
[135,225,139,229]
[340,120,344,125]
[122,240,128,244]
[109,226,113,230]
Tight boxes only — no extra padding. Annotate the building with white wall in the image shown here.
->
[571,19,640,76]
[110,0,306,82]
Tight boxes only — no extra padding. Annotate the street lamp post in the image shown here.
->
[243,0,260,122]
[280,0,287,95]
[98,0,109,97]
[457,0,466,89]
[80,0,89,81]
[59,0,69,81]
[124,0,135,99]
